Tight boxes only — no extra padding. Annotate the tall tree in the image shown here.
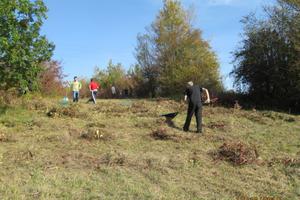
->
[135,0,222,97]
[135,34,159,97]
[231,0,300,111]
[0,0,54,90]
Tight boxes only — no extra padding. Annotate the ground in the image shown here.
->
[0,97,299,199]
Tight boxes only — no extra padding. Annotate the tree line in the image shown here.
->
[1,0,299,112]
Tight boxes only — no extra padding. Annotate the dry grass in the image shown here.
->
[0,98,299,199]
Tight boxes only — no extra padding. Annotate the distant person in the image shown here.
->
[88,78,100,104]
[70,76,82,102]
[111,85,116,98]
[183,81,210,134]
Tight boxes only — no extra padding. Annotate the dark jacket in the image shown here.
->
[185,85,203,105]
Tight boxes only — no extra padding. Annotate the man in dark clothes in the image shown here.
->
[183,81,210,134]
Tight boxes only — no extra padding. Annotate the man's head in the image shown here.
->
[90,78,94,82]
[74,76,78,81]
[187,81,193,87]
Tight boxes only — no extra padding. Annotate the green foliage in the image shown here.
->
[94,60,130,91]
[0,0,54,90]
[231,0,300,111]
[135,0,223,97]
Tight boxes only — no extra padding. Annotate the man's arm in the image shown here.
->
[184,88,188,101]
[202,88,211,103]
[184,95,188,101]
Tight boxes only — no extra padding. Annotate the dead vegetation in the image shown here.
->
[150,127,196,142]
[86,122,106,128]
[151,127,170,140]
[21,97,52,111]
[206,121,228,131]
[0,98,299,199]
[131,101,150,113]
[80,128,114,141]
[269,157,300,167]
[212,141,259,165]
[94,102,129,113]
[98,152,127,166]
[157,99,186,112]
[0,131,16,143]
[47,105,82,118]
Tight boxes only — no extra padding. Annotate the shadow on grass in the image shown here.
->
[165,119,183,132]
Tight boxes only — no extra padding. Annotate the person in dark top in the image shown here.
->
[183,81,210,134]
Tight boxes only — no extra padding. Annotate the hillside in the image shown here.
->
[0,97,299,199]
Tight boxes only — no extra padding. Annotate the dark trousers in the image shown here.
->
[183,103,202,133]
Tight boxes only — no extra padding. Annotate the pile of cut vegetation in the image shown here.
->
[47,105,81,118]
[215,141,259,165]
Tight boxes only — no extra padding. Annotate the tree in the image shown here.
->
[94,60,127,89]
[39,61,66,96]
[135,0,222,97]
[0,0,54,90]
[127,64,149,97]
[135,34,159,97]
[231,0,300,111]
[93,60,133,97]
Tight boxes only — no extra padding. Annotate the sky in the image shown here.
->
[41,0,276,89]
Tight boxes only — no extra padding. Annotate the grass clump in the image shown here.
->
[99,152,127,166]
[80,128,114,141]
[262,111,296,122]
[150,127,171,140]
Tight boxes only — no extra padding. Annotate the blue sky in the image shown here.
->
[41,0,276,89]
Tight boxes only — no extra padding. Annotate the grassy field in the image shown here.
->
[0,97,299,199]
